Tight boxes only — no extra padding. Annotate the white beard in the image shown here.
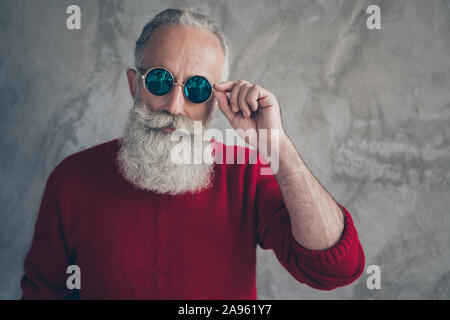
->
[116,102,216,195]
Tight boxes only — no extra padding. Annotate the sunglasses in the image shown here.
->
[136,67,215,104]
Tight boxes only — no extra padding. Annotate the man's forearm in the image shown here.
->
[273,134,345,250]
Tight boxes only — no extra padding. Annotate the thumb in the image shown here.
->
[214,91,235,122]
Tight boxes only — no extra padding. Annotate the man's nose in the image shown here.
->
[163,83,187,116]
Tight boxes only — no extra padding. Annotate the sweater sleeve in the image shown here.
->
[255,175,365,290]
[20,168,79,300]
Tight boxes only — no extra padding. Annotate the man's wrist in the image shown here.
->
[275,133,306,178]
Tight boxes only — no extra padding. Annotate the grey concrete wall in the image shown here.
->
[1,0,449,299]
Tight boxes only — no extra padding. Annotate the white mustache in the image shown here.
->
[134,104,195,134]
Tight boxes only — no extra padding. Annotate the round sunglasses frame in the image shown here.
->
[136,66,215,104]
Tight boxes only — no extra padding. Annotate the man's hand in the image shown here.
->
[213,80,287,153]
[215,81,345,251]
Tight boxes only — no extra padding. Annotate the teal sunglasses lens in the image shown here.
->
[145,68,174,96]
[184,76,212,103]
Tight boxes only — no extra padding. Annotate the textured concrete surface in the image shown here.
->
[1,0,449,299]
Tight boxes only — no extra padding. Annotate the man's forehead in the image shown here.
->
[140,26,224,78]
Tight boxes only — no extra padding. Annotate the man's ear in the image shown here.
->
[126,68,138,101]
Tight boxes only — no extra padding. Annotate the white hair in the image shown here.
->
[134,8,231,81]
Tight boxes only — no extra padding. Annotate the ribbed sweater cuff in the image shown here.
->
[290,205,365,282]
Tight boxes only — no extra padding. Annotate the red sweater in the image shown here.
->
[21,138,365,299]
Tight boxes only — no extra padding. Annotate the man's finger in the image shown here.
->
[247,85,260,111]
[238,85,253,118]
[214,81,236,93]
[214,91,235,123]
[229,83,241,113]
